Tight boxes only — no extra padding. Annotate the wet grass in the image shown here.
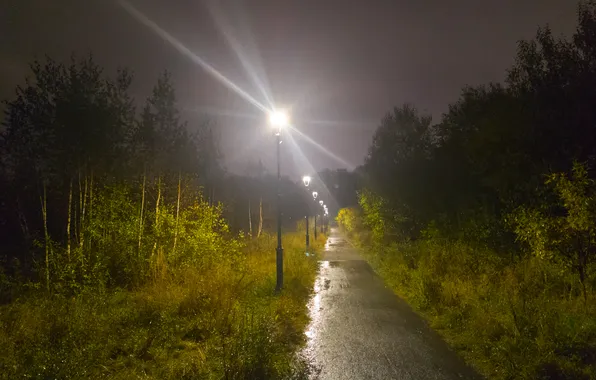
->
[350,232,596,380]
[0,233,326,379]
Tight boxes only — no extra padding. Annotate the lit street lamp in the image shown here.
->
[312,192,318,240]
[269,109,288,292]
[302,176,311,251]
[322,204,328,234]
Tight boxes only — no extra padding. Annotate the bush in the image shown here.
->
[0,232,321,379]
[361,236,596,379]
[336,207,360,235]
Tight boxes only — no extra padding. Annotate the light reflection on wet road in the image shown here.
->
[301,228,481,380]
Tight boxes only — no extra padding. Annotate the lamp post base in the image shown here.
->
[275,246,284,292]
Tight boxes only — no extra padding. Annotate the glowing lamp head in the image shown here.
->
[319,200,323,206]
[312,191,318,199]
[269,109,289,128]
[302,176,312,187]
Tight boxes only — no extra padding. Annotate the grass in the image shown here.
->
[350,231,596,380]
[0,232,325,380]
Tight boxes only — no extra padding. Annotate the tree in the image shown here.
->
[511,162,596,301]
[363,104,434,238]
[1,55,135,285]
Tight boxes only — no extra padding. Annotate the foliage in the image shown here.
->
[510,162,596,300]
[0,232,321,379]
[335,207,360,235]
[349,3,596,378]
[363,105,434,238]
[0,54,321,378]
[359,237,596,380]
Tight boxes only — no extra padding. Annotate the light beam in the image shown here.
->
[118,0,268,113]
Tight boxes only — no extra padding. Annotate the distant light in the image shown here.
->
[319,200,323,206]
[269,109,289,128]
[312,191,318,199]
[302,176,312,187]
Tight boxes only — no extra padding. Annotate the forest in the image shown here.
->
[337,3,596,379]
[0,57,323,378]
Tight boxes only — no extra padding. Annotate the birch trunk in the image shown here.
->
[138,169,146,257]
[173,172,181,254]
[151,177,161,261]
[41,183,50,292]
[257,197,263,238]
[248,199,253,237]
[79,173,87,251]
[66,179,72,262]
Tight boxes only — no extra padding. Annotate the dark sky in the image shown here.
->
[0,0,579,177]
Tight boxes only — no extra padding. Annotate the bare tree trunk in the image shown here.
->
[151,177,161,262]
[257,197,263,238]
[173,172,181,254]
[74,173,79,245]
[66,178,73,262]
[79,173,87,251]
[248,199,253,238]
[579,250,587,306]
[88,171,94,256]
[41,183,50,292]
[138,169,146,257]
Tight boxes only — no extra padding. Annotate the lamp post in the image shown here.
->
[312,191,318,240]
[269,109,288,292]
[302,176,311,251]
[322,204,328,234]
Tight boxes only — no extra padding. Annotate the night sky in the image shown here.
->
[0,0,578,177]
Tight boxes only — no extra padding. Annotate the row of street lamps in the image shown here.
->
[302,175,329,253]
[268,109,329,292]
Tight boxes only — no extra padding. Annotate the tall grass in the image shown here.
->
[358,235,596,379]
[0,232,323,379]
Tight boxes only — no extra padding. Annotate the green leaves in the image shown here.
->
[510,162,596,299]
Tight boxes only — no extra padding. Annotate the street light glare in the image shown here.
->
[269,109,289,127]
[312,191,318,199]
[303,176,312,187]
[319,200,323,205]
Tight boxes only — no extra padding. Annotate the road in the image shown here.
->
[301,228,481,379]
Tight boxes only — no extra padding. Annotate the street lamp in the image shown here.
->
[311,192,319,240]
[322,204,329,233]
[269,109,288,292]
[302,175,311,251]
[302,176,311,187]
[269,110,289,131]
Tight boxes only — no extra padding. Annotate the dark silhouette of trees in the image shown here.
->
[0,56,222,291]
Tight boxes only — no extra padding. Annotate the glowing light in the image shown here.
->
[204,1,274,109]
[117,0,268,113]
[269,109,289,128]
[319,200,324,206]
[302,175,312,187]
[289,125,355,169]
[312,191,318,199]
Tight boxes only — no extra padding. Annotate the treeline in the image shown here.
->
[0,56,320,378]
[0,56,225,294]
[340,2,596,379]
[0,55,313,295]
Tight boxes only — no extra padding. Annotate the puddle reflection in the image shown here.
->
[303,260,328,358]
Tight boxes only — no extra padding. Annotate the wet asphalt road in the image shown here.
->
[302,228,481,380]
